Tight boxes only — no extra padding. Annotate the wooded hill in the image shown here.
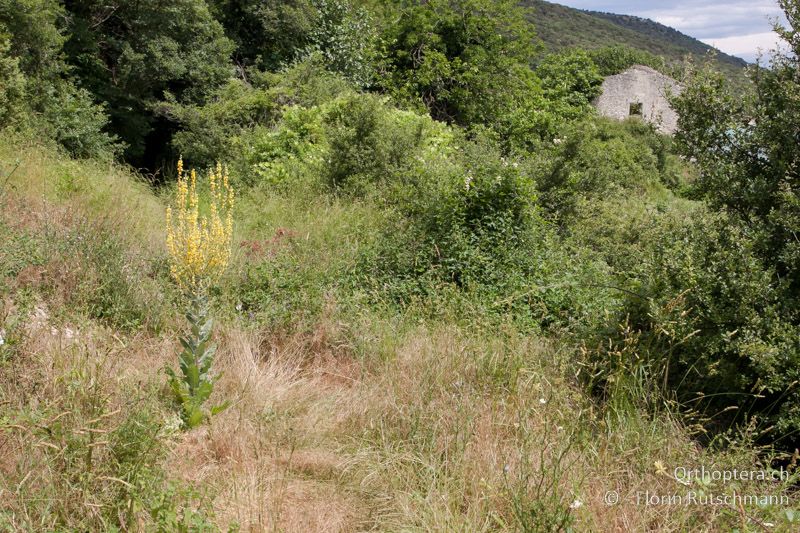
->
[525,0,749,82]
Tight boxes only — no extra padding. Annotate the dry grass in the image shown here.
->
[1,142,797,532]
[1,294,797,531]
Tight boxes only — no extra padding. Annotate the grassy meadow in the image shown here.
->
[1,134,796,532]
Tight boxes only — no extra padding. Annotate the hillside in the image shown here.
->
[2,1,799,530]
[525,0,749,82]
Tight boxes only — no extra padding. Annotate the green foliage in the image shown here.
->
[380,0,541,128]
[308,0,378,87]
[537,49,604,107]
[0,30,25,127]
[235,92,452,190]
[63,0,234,162]
[490,48,605,150]
[40,83,120,159]
[210,0,317,70]
[599,209,800,439]
[210,0,377,86]
[241,103,328,187]
[358,132,614,330]
[588,45,668,76]
[0,0,66,80]
[170,56,354,171]
[536,118,676,226]
[0,0,120,158]
[169,78,284,168]
[492,50,603,152]
[166,293,228,429]
[322,93,441,192]
[673,58,800,297]
[662,5,800,440]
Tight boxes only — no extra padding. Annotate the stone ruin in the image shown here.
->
[594,65,683,135]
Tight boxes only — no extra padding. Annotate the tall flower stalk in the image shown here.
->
[165,159,234,428]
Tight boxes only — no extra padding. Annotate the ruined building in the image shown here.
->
[594,65,683,135]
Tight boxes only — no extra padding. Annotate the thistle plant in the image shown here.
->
[165,159,234,428]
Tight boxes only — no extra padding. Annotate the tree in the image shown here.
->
[209,0,317,71]
[0,0,119,157]
[62,0,234,165]
[672,0,800,306]
[588,45,667,77]
[0,29,25,126]
[380,0,541,128]
[667,0,800,440]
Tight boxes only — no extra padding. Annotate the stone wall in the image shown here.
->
[594,65,682,135]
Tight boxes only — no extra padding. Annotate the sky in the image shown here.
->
[554,1,788,62]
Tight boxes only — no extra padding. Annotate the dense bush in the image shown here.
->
[63,0,234,163]
[170,56,354,172]
[0,30,24,127]
[169,78,285,167]
[535,118,677,226]
[357,133,615,330]
[588,45,668,76]
[322,93,449,193]
[658,2,800,441]
[495,50,604,152]
[308,0,378,86]
[209,0,317,70]
[379,0,540,129]
[590,208,800,440]
[536,49,604,113]
[0,1,119,158]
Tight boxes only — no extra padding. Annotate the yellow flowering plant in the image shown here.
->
[166,159,234,291]
[165,158,234,429]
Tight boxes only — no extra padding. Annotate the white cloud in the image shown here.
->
[555,1,787,62]
[701,32,784,61]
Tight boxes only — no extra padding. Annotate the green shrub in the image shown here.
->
[239,92,451,192]
[379,0,540,128]
[170,56,354,174]
[170,78,285,168]
[587,207,800,442]
[536,49,604,112]
[308,0,378,87]
[322,93,437,193]
[536,118,677,226]
[0,30,25,127]
[1,2,120,159]
[38,82,121,159]
[357,133,615,330]
[588,45,669,77]
[241,104,328,187]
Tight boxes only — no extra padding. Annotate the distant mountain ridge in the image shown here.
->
[587,10,748,68]
[523,1,749,83]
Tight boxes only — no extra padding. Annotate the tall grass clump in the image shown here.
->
[165,158,234,428]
